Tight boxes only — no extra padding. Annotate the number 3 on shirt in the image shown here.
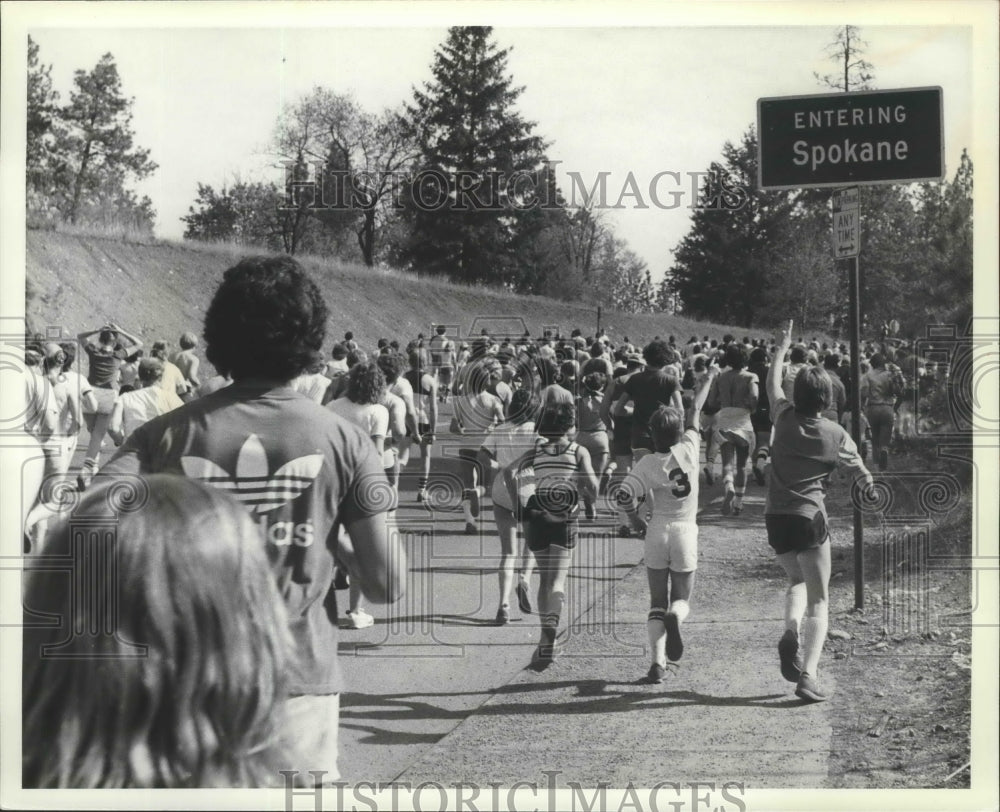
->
[669,467,691,498]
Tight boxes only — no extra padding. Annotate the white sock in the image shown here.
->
[801,611,829,677]
[647,609,667,667]
[462,501,475,524]
[785,583,807,636]
[669,599,690,623]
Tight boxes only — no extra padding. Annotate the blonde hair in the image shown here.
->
[23,475,293,787]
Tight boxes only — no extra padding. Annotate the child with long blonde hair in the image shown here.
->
[23,475,294,787]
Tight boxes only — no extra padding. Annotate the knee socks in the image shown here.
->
[647,608,667,667]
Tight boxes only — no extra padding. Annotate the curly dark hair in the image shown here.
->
[582,371,606,394]
[376,351,406,384]
[642,340,674,368]
[508,387,539,426]
[346,361,386,405]
[203,256,328,381]
[537,402,576,439]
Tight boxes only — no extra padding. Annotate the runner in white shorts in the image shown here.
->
[623,364,717,684]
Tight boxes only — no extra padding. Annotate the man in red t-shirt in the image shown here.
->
[99,256,406,785]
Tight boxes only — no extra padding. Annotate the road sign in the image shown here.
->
[757,87,944,190]
[832,186,860,258]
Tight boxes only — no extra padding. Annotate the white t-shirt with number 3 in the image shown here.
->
[628,428,700,524]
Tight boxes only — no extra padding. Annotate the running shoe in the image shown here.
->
[465,522,479,535]
[495,606,509,626]
[752,464,766,486]
[584,505,597,521]
[76,470,92,492]
[722,486,736,515]
[703,466,715,486]
[732,496,743,516]
[515,580,532,614]
[778,629,802,682]
[598,467,614,496]
[416,488,428,503]
[665,611,684,662]
[346,609,374,629]
[616,525,633,538]
[646,662,666,684]
[533,642,559,664]
[878,448,889,471]
[795,672,829,702]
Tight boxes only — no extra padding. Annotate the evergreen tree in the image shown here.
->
[26,36,60,210]
[909,151,973,332]
[50,53,157,227]
[401,26,550,286]
[815,25,875,92]
[667,129,796,326]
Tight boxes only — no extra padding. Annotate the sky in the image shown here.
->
[13,8,982,285]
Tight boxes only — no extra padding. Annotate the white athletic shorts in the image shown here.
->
[644,520,698,572]
[281,693,340,785]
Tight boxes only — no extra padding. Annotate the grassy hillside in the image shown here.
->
[26,229,751,375]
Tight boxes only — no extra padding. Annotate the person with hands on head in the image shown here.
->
[622,363,717,683]
[764,320,874,704]
[75,322,143,490]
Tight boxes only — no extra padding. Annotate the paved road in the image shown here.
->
[336,409,834,788]
[62,396,834,789]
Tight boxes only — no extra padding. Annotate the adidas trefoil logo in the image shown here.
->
[181,434,324,547]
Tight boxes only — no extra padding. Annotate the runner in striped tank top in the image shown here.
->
[504,402,598,665]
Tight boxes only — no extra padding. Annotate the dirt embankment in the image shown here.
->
[26,229,753,372]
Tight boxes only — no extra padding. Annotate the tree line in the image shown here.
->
[26,26,971,334]
[660,26,973,338]
[178,27,657,313]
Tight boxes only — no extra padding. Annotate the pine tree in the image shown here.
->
[51,53,157,226]
[815,25,875,92]
[668,129,796,326]
[401,27,550,286]
[26,36,60,211]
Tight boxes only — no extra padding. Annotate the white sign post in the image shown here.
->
[832,187,860,258]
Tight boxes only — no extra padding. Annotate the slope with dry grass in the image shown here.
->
[27,228,755,373]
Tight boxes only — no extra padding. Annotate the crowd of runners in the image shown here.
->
[18,254,947,787]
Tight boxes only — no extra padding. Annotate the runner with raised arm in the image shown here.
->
[623,365,717,682]
[764,320,873,703]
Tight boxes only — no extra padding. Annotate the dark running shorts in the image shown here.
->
[523,494,579,552]
[765,512,829,555]
[611,416,633,457]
